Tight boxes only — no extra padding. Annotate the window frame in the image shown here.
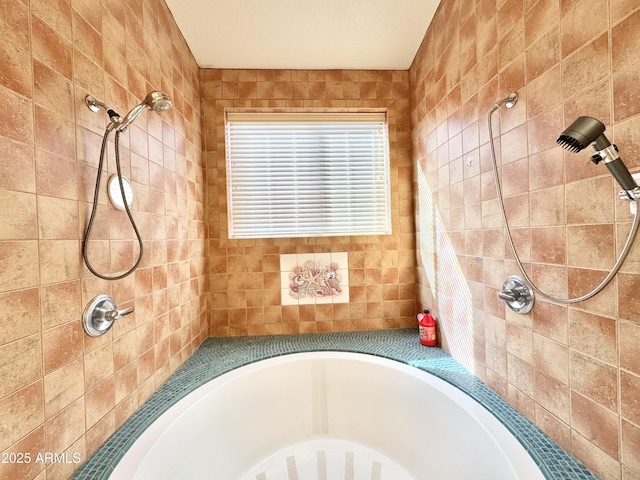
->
[224,110,392,239]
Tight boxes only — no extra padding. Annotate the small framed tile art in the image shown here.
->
[280,252,349,305]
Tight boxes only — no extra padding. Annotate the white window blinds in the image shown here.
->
[225,111,392,239]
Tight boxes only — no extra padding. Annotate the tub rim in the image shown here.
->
[71,329,597,480]
[110,351,544,480]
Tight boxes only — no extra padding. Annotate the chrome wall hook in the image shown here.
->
[498,275,534,314]
[83,294,134,337]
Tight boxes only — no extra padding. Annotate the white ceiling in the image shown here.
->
[165,0,441,70]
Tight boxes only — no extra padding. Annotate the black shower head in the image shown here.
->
[557,116,608,152]
[558,116,638,195]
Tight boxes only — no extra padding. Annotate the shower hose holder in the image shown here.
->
[83,294,133,337]
[617,173,640,214]
[498,276,534,314]
[619,188,640,200]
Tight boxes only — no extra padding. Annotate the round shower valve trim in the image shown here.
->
[498,275,534,314]
[83,294,134,337]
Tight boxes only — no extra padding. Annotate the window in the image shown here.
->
[225,111,391,239]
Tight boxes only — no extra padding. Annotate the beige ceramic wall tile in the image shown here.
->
[0,0,206,477]
[410,0,640,475]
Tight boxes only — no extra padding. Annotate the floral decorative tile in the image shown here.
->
[281,253,349,305]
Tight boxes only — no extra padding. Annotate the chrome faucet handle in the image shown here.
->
[498,289,522,302]
[498,276,534,314]
[104,306,134,321]
[83,295,134,337]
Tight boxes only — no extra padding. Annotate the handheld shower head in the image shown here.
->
[558,116,638,196]
[117,91,172,132]
[145,91,172,112]
[557,116,609,152]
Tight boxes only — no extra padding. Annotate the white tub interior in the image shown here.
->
[110,352,544,480]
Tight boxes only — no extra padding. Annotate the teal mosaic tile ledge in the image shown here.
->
[73,329,596,480]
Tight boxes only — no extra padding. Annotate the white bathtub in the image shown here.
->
[110,352,544,480]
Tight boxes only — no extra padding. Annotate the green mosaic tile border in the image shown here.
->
[72,329,596,480]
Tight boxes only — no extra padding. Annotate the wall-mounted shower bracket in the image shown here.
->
[618,173,640,214]
[83,294,133,337]
[498,276,534,314]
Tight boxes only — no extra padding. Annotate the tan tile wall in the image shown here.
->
[0,0,207,478]
[410,0,640,478]
[201,69,417,336]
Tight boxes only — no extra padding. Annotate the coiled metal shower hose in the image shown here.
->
[488,106,640,304]
[83,123,144,280]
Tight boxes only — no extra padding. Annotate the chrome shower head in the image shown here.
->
[491,92,518,112]
[145,91,172,112]
[86,95,107,113]
[85,95,121,124]
[117,91,172,132]
[558,116,638,196]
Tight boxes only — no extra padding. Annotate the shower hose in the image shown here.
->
[488,107,640,304]
[83,123,144,280]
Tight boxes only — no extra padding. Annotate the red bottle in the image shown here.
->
[418,310,437,347]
